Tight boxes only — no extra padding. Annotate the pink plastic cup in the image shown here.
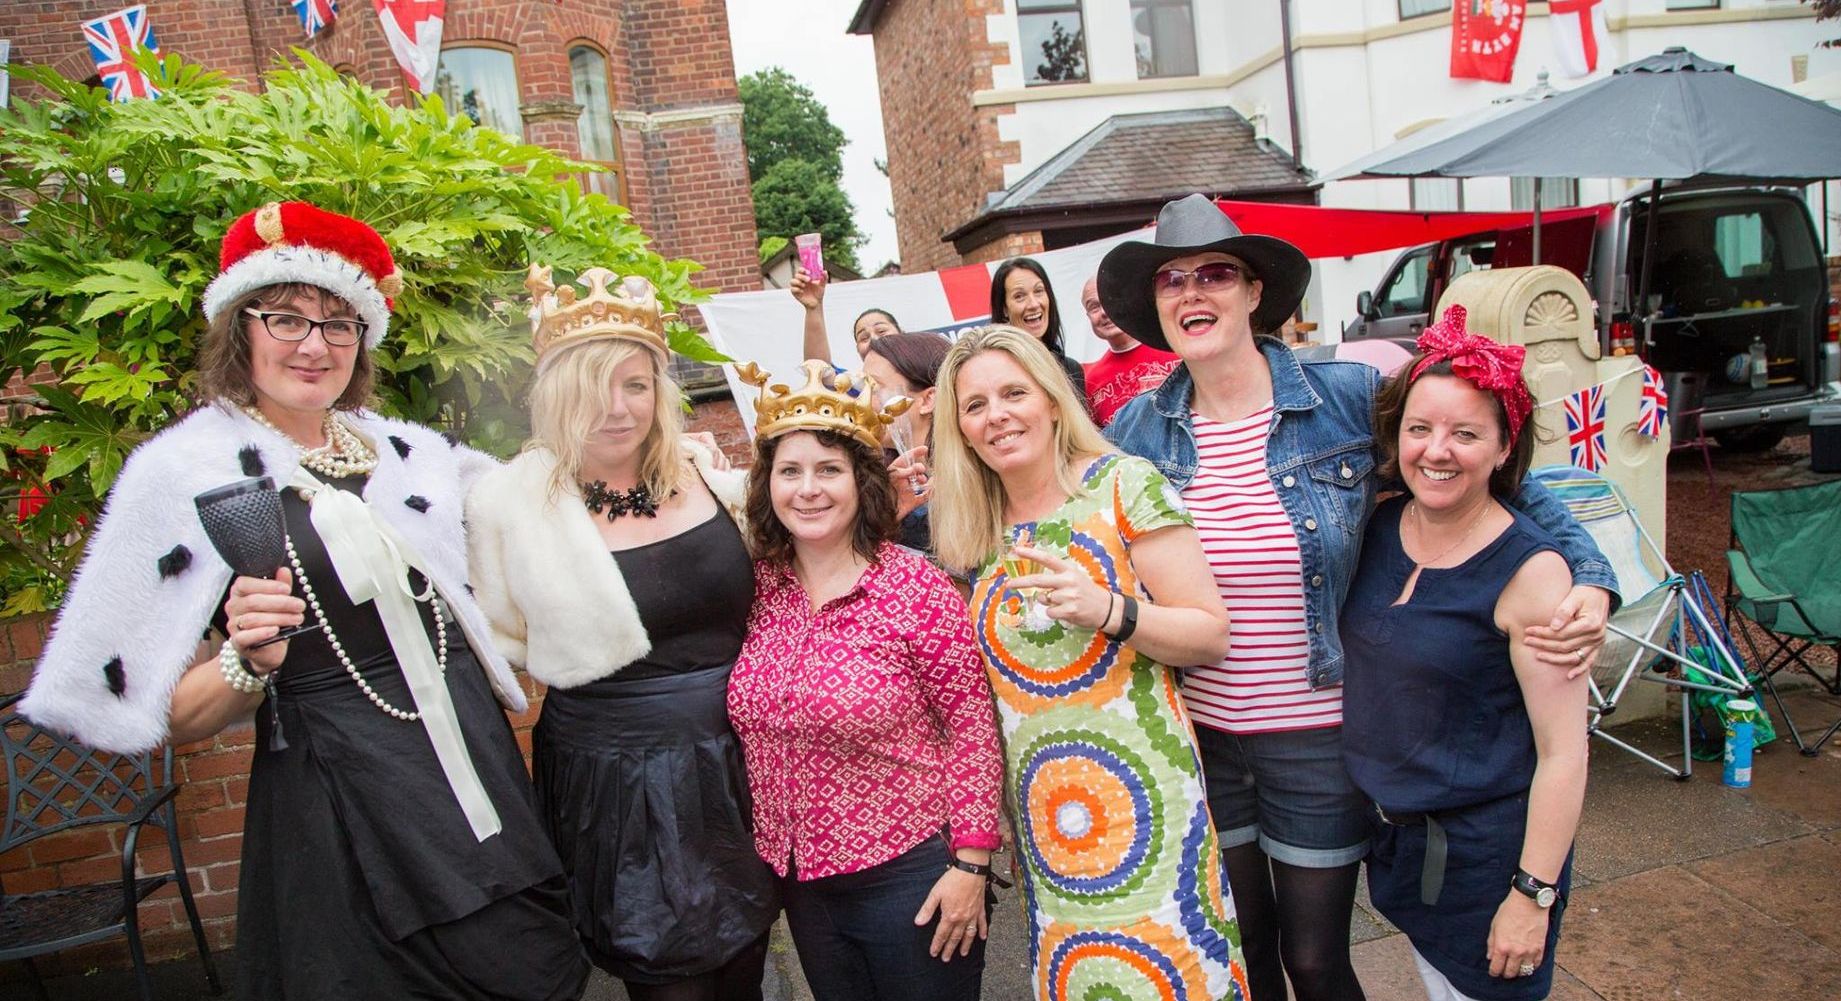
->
[794,233,825,281]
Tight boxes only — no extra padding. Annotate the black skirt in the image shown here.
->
[234,646,589,1001]
[533,663,780,984]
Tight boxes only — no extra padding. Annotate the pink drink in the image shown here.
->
[794,233,825,280]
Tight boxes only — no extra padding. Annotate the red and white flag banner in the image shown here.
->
[373,0,444,93]
[1549,0,1609,78]
[1450,0,1526,84]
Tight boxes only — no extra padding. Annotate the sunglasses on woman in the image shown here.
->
[1152,261,1247,298]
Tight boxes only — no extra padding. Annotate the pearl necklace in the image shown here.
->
[240,405,379,479]
[284,528,448,720]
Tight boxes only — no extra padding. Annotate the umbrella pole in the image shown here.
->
[1634,181,1663,351]
[1533,178,1543,265]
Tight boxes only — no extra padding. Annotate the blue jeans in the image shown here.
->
[780,837,987,1001]
[1196,724,1371,868]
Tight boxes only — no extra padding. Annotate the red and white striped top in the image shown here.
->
[1180,408,1342,734]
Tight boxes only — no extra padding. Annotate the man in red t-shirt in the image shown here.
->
[1081,275,1181,427]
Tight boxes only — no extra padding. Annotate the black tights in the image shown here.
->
[1221,843,1365,1001]
[621,930,772,1001]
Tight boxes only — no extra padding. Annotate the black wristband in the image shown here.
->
[1104,594,1139,644]
[948,856,1012,889]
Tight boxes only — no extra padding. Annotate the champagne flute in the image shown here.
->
[1002,526,1044,620]
[887,410,927,496]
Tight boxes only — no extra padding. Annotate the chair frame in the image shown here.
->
[0,693,222,1000]
[1532,466,1754,779]
[1724,486,1841,756]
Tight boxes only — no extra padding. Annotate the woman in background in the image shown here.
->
[990,256,1088,411]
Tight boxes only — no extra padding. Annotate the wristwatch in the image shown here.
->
[1510,868,1559,909]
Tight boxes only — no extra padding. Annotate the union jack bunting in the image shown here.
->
[1564,384,1608,471]
[80,5,160,102]
[1638,365,1669,438]
[293,0,339,38]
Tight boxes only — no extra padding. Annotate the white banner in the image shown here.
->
[699,227,1152,434]
[1,40,11,108]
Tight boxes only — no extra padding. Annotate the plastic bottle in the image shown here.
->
[1749,336,1769,389]
[1723,699,1758,788]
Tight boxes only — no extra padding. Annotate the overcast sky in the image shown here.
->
[725,0,901,271]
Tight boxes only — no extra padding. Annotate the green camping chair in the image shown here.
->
[1725,477,1841,755]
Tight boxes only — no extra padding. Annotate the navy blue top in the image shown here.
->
[1340,495,1561,815]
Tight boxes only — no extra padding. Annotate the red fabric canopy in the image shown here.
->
[1212,199,1613,259]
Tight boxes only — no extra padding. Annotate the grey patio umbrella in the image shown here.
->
[1336,48,1841,184]
[1325,47,1841,305]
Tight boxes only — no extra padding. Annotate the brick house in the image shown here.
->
[0,0,756,979]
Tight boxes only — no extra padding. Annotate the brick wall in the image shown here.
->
[869,0,1018,272]
[964,229,1047,266]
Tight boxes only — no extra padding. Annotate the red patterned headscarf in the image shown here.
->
[1408,305,1534,446]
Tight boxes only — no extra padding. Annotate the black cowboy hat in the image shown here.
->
[1097,193,1311,352]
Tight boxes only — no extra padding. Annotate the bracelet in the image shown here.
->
[1102,590,1118,634]
[1104,594,1140,645]
[219,639,266,695]
[947,856,1013,890]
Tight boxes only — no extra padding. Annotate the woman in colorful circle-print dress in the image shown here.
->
[931,325,1248,1001]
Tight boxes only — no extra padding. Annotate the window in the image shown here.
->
[1131,0,1196,79]
[1398,0,1450,19]
[570,45,624,203]
[434,47,523,139]
[1410,177,1463,212]
[1019,0,1087,86]
[1665,0,1719,9]
[1510,176,1579,211]
[1377,245,1435,317]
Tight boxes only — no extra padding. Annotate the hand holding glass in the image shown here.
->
[887,411,928,496]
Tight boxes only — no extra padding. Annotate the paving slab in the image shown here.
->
[1351,930,1605,1001]
[1558,864,1841,1001]
[1685,834,1841,955]
[1571,730,1813,882]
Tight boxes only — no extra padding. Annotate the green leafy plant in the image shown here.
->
[0,51,727,614]
[738,68,864,272]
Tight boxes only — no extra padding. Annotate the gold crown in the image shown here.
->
[735,359,910,449]
[525,264,675,364]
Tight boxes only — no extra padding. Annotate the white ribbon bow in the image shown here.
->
[291,466,503,842]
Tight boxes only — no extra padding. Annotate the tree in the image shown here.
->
[0,51,724,615]
[1035,23,1087,83]
[737,68,863,271]
[1811,0,1841,46]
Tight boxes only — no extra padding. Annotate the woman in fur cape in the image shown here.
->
[21,203,589,1001]
[465,271,778,1001]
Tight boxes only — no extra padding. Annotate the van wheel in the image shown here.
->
[1713,426,1788,453]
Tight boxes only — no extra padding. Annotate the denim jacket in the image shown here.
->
[1105,337,1620,689]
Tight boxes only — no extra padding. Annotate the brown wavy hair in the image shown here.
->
[745,428,898,567]
[195,283,375,410]
[1373,357,1536,499]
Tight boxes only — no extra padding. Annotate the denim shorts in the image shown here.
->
[1194,724,1370,868]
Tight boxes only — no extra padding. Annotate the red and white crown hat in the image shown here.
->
[202,201,403,348]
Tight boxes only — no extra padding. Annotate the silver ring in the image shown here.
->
[1575,648,1586,661]
[965,922,977,932]
[1518,962,1536,976]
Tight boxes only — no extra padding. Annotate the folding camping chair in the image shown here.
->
[1725,478,1841,755]
[1533,465,1754,778]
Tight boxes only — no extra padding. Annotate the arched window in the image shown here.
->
[569,45,624,202]
[434,46,523,139]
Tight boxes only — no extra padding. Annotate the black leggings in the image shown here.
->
[1222,843,1366,1001]
[622,930,772,1001]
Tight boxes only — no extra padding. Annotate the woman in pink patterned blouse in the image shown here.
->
[727,361,1005,1001]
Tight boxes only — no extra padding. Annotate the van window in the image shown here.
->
[1377,245,1434,317]
[1713,213,1767,278]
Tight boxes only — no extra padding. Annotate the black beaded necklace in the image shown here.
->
[578,480,668,520]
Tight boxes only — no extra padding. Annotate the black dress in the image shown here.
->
[531,509,780,984]
[226,474,590,1001]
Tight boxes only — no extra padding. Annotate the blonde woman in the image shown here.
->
[930,325,1248,1001]
[467,269,778,1001]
